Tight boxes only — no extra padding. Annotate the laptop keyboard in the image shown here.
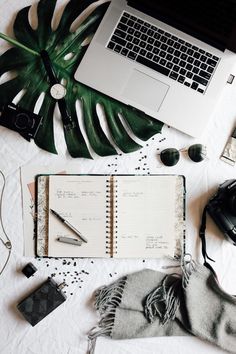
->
[107,12,220,94]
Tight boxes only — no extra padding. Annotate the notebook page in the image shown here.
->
[48,175,108,257]
[115,175,183,258]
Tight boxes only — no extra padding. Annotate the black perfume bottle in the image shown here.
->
[17,278,66,326]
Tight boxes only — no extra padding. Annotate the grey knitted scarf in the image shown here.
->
[88,260,236,353]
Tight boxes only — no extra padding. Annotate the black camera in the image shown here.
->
[207,179,236,245]
[0,103,43,141]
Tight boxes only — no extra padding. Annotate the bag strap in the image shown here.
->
[199,205,216,275]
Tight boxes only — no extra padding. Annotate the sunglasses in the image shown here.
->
[158,144,207,166]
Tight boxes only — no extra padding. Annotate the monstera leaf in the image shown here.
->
[0,0,163,158]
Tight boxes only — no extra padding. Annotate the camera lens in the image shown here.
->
[15,113,33,130]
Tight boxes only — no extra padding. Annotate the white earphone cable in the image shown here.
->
[0,170,12,276]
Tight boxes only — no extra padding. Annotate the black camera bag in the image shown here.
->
[199,179,236,270]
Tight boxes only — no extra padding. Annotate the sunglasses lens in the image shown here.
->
[188,144,207,162]
[160,148,180,166]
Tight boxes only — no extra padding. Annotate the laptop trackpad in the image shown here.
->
[122,70,169,112]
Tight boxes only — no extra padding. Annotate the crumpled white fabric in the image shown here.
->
[0,1,236,354]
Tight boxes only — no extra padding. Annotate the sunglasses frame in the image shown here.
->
[158,144,207,167]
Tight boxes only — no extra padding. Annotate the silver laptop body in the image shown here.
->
[75,0,236,137]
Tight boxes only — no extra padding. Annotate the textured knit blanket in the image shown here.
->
[89,261,236,353]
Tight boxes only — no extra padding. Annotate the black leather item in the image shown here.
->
[17,278,66,326]
[22,262,37,278]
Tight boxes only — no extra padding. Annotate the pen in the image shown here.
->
[50,209,88,243]
[57,237,82,246]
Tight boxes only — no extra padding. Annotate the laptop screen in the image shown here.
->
[129,0,236,52]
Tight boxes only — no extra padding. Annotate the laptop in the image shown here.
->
[74,0,236,137]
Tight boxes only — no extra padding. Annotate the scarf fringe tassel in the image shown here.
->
[145,257,196,324]
[88,277,127,354]
[88,257,196,353]
[144,273,182,324]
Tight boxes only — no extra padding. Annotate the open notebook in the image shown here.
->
[36,174,185,258]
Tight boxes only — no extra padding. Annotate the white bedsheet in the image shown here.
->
[0,1,236,353]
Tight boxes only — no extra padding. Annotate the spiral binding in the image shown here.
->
[105,177,118,256]
[113,178,118,256]
[105,178,112,255]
